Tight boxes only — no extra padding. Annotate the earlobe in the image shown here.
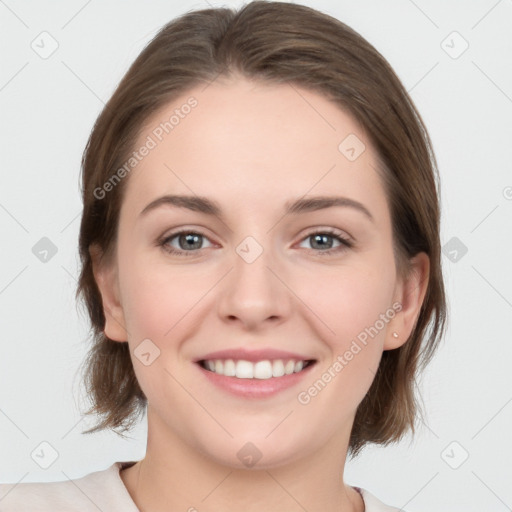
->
[385,330,404,350]
[384,252,430,350]
[89,243,128,342]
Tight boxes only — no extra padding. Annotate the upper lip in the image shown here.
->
[194,348,316,363]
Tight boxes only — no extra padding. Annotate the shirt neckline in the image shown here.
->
[113,461,373,511]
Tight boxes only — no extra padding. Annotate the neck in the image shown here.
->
[120,410,364,512]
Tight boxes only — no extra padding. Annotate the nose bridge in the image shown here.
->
[232,232,278,291]
[217,230,290,325]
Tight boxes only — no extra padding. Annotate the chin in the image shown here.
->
[191,426,317,471]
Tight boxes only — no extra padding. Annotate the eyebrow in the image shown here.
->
[139,194,374,222]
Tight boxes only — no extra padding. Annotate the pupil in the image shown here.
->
[181,233,201,250]
[313,234,332,250]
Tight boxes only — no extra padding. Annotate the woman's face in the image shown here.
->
[95,75,426,468]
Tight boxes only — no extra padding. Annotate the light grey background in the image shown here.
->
[1,1,511,511]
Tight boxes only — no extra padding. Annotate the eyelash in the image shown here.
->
[157,228,353,257]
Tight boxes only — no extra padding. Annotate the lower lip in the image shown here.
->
[196,362,316,399]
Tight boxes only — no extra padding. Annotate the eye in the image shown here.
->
[298,229,353,255]
[158,228,353,257]
[158,230,214,256]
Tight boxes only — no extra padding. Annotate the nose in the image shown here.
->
[216,237,292,330]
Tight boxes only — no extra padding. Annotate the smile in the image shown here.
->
[199,358,316,380]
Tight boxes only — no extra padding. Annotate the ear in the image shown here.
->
[89,243,128,342]
[384,252,430,350]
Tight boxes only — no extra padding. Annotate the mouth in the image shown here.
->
[198,358,317,379]
[195,355,317,399]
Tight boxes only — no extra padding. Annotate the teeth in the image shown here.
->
[202,358,310,379]
[254,361,272,379]
[236,360,253,379]
[272,360,285,377]
[223,359,236,376]
[284,360,295,375]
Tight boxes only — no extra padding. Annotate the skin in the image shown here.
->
[91,75,429,512]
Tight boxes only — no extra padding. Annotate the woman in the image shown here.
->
[0,1,446,510]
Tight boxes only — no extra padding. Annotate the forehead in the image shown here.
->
[121,76,388,221]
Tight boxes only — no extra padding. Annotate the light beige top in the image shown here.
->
[0,461,406,511]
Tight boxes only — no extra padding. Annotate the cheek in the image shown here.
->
[293,257,396,398]
[116,254,208,400]
[294,271,394,421]
[299,260,395,344]
[120,265,207,340]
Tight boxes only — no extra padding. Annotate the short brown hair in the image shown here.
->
[75,0,446,457]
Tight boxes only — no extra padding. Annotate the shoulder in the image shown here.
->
[355,486,406,512]
[0,461,140,512]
